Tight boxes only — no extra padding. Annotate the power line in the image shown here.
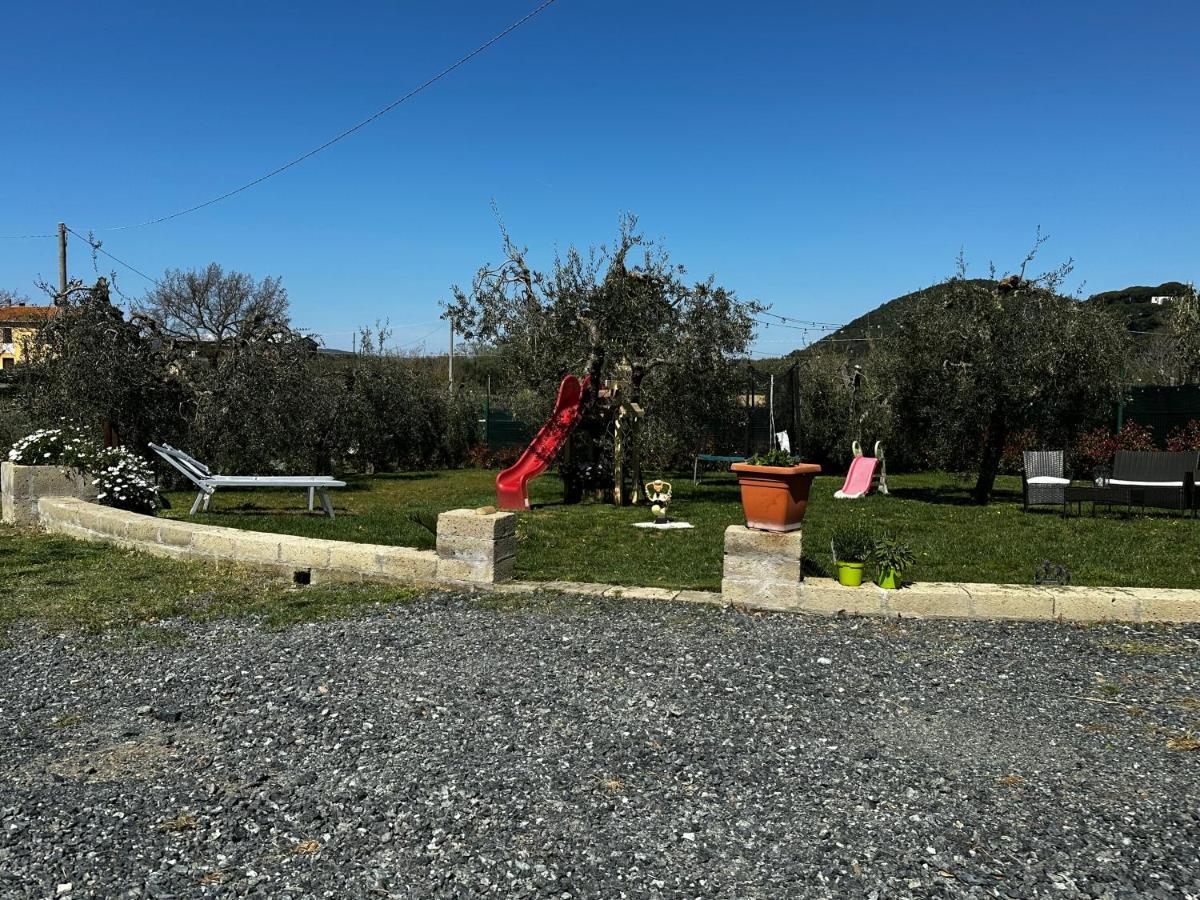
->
[65,227,160,285]
[0,0,558,239]
[0,230,55,240]
[397,323,446,350]
[757,310,844,329]
[752,317,815,333]
[121,1,562,234]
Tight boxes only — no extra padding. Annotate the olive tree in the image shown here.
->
[444,214,761,501]
[1170,282,1200,383]
[884,249,1128,503]
[23,278,186,448]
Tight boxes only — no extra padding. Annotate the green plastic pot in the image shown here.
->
[836,561,865,587]
[876,567,902,590]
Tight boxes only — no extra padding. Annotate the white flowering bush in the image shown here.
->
[8,425,159,515]
[89,446,159,513]
[7,424,96,468]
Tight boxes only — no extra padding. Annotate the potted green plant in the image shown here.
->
[731,448,822,532]
[869,532,915,589]
[830,523,873,587]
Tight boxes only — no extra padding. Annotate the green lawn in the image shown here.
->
[162,469,1200,591]
[0,526,413,633]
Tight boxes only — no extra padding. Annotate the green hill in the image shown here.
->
[802,279,995,357]
[800,279,1185,358]
[1083,282,1188,334]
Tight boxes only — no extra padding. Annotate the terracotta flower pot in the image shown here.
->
[731,462,822,532]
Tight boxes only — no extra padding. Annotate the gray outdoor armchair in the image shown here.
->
[1022,450,1070,511]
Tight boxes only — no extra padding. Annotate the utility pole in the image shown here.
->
[57,222,68,298]
[448,318,455,394]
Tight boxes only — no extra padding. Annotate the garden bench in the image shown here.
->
[149,443,346,518]
[1105,450,1198,515]
[693,453,747,484]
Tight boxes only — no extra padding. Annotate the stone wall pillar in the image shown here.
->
[721,525,804,610]
[1,462,97,527]
[436,507,517,584]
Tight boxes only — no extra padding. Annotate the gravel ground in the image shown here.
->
[2,590,1199,899]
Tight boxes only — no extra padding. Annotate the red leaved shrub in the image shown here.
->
[1000,427,1039,474]
[462,443,523,469]
[1072,421,1156,475]
[1166,419,1200,452]
[1115,421,1156,452]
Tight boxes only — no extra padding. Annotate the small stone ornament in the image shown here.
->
[1034,559,1071,586]
[632,479,692,529]
[644,479,672,524]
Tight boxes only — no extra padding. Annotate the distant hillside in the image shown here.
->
[1084,282,1188,334]
[803,279,995,357]
[801,279,1186,358]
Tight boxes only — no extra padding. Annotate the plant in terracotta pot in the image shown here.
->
[731,449,821,532]
[830,523,873,587]
[869,532,916,590]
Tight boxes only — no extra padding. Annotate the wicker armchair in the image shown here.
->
[1022,450,1070,511]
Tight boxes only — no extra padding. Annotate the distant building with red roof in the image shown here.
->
[0,303,56,369]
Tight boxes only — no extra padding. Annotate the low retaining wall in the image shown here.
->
[17,482,1200,625]
[717,519,1199,624]
[492,577,1200,623]
[781,579,1197,625]
[36,498,517,588]
[2,462,96,527]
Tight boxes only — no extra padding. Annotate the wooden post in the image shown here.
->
[789,362,799,454]
[613,405,625,506]
[484,374,492,447]
[448,318,455,394]
[57,223,67,298]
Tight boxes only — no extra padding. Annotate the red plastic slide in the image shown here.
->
[496,374,590,510]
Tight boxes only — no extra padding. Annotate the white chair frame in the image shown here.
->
[149,443,346,518]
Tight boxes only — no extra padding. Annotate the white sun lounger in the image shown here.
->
[149,443,346,518]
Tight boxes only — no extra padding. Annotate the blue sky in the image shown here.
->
[2,1,1197,353]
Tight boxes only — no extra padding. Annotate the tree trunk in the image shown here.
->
[562,340,607,506]
[972,412,1008,504]
[628,367,647,504]
[612,406,625,506]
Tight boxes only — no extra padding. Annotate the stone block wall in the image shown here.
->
[436,508,517,584]
[37,497,439,585]
[721,525,804,610]
[2,462,96,527]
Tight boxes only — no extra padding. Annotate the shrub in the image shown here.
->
[1073,421,1157,475]
[8,426,158,514]
[463,444,523,469]
[7,424,96,468]
[830,523,874,563]
[1115,421,1156,452]
[999,427,1039,475]
[1166,420,1200,452]
[1073,427,1114,477]
[745,448,800,467]
[869,532,916,575]
[90,446,158,513]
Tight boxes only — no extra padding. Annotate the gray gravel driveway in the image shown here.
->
[2,591,1198,898]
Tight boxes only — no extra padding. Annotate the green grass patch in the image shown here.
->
[0,525,415,633]
[163,468,1200,591]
